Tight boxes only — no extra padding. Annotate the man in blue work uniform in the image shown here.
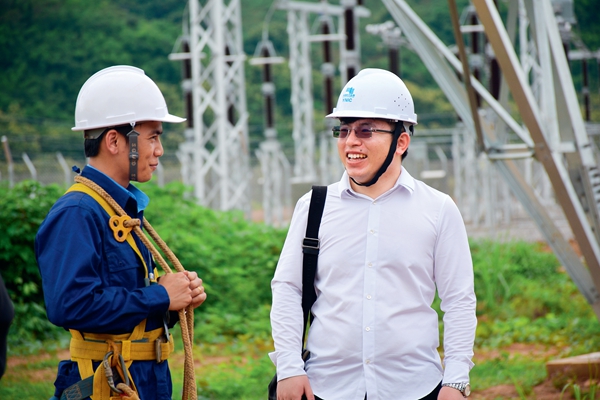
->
[36,66,206,400]
[270,69,476,400]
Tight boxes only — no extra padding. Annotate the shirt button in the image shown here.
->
[370,229,374,234]
[366,294,372,300]
[366,327,371,332]
[368,263,373,268]
[365,359,371,364]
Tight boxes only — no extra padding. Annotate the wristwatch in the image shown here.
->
[442,382,471,397]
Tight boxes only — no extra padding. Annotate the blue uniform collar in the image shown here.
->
[82,165,149,213]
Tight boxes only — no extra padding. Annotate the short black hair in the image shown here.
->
[83,125,131,157]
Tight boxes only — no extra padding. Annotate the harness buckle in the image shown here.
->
[155,333,171,363]
[102,351,130,394]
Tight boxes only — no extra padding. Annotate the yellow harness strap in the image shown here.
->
[65,183,171,399]
[66,183,159,283]
[68,324,174,400]
[69,326,174,363]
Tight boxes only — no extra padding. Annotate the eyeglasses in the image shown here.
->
[332,125,395,139]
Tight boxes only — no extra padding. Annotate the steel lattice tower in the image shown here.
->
[383,0,600,319]
[171,0,250,213]
[276,0,369,184]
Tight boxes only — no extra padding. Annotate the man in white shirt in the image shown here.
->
[270,68,476,400]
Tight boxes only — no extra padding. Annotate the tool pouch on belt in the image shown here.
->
[67,318,174,400]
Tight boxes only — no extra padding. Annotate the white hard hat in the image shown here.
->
[326,68,417,125]
[72,65,185,131]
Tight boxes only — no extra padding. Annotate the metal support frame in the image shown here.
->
[256,140,292,227]
[473,0,600,315]
[384,0,600,319]
[284,5,316,183]
[317,14,344,185]
[366,21,405,77]
[1,136,14,188]
[251,39,292,226]
[276,0,369,184]
[171,0,250,213]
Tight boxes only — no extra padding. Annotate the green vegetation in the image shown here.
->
[1,181,600,399]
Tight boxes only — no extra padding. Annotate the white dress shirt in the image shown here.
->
[270,168,476,400]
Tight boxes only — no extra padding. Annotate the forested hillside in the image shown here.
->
[0,0,598,162]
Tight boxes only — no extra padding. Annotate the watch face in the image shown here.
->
[463,383,471,396]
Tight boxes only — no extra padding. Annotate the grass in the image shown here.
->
[472,351,549,395]
[3,239,600,399]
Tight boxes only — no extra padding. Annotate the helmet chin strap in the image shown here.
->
[350,122,404,187]
[126,122,140,182]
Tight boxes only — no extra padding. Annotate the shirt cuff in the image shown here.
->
[442,360,472,383]
[269,350,307,381]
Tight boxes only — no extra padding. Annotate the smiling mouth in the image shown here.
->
[347,153,367,160]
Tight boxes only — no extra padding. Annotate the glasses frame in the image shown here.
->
[332,125,395,139]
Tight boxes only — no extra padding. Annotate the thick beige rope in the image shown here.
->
[75,175,197,399]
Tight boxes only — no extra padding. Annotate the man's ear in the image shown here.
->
[102,129,121,155]
[396,131,411,156]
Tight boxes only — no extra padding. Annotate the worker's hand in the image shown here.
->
[185,270,207,309]
[158,271,193,310]
[277,375,314,400]
[438,386,467,400]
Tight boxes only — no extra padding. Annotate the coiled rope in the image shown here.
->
[75,175,197,400]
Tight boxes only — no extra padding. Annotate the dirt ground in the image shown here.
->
[6,344,598,399]
[471,343,598,399]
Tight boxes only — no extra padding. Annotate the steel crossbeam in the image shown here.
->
[383,0,600,319]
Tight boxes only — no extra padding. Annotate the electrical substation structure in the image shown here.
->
[170,0,251,214]
[382,0,600,319]
[172,0,600,321]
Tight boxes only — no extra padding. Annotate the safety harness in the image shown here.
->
[59,176,197,400]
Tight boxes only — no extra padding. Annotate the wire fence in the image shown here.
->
[0,129,581,243]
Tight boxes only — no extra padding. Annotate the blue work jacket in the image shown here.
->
[35,166,176,400]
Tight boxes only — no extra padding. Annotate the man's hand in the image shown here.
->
[158,272,193,310]
[277,375,314,400]
[438,386,466,400]
[185,270,206,309]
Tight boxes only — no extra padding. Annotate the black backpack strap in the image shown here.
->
[300,185,327,345]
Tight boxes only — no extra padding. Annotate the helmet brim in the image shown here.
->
[325,109,417,125]
[72,114,186,131]
[161,114,187,124]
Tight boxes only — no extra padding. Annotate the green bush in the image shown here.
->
[471,240,600,352]
[0,180,64,347]
[140,181,287,342]
[0,180,62,303]
[1,179,286,347]
[471,240,565,319]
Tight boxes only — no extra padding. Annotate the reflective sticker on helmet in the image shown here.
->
[342,87,355,103]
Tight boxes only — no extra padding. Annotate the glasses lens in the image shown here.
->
[333,126,376,139]
[357,128,373,139]
[334,127,351,138]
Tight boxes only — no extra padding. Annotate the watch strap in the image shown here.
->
[442,382,470,397]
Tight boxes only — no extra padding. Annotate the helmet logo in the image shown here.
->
[342,87,355,103]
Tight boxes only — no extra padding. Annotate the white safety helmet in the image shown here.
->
[326,68,417,125]
[72,65,185,132]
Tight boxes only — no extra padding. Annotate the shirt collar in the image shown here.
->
[337,167,416,199]
[82,165,149,213]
